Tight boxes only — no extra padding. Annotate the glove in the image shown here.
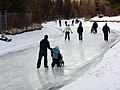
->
[50,48,53,51]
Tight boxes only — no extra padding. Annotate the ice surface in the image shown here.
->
[0,20,119,90]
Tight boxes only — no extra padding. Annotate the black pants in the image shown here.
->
[91,28,97,34]
[37,51,48,68]
[59,23,61,27]
[51,58,60,68]
[78,33,83,40]
[104,33,108,41]
[65,32,70,40]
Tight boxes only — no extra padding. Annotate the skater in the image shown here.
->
[102,23,110,41]
[63,24,73,41]
[51,46,63,68]
[91,21,98,34]
[75,18,79,24]
[59,19,61,27]
[37,35,52,69]
[65,21,67,26]
[77,21,83,41]
[71,20,74,26]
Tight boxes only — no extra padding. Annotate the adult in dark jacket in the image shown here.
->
[71,20,74,26]
[59,19,61,27]
[91,21,98,34]
[65,21,67,26]
[77,22,83,41]
[102,23,110,41]
[37,35,52,69]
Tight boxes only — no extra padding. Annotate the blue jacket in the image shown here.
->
[52,48,60,59]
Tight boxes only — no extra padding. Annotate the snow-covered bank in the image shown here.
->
[59,17,120,90]
[0,22,62,56]
[90,16,120,22]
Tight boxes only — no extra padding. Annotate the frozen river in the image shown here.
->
[0,23,119,90]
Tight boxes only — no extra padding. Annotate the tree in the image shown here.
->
[0,0,11,13]
[30,0,44,23]
[55,0,63,16]
[72,0,79,17]
[38,0,52,21]
[106,0,120,15]
[106,0,120,4]
[81,0,95,17]
[7,0,26,13]
[63,0,72,19]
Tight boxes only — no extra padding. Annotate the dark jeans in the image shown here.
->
[78,33,83,40]
[91,28,97,34]
[37,51,48,68]
[51,58,60,68]
[104,33,108,41]
[65,32,70,40]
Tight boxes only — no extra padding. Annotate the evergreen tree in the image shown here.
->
[106,0,120,15]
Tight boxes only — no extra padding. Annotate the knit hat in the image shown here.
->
[55,46,59,49]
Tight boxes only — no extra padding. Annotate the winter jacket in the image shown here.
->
[52,48,60,59]
[92,22,98,29]
[102,25,110,34]
[39,39,51,54]
[63,26,72,33]
[77,26,83,34]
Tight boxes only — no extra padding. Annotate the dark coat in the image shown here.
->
[39,39,51,54]
[77,25,83,34]
[102,25,110,34]
[92,22,98,29]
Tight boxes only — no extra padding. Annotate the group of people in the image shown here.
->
[91,21,110,41]
[37,35,63,69]
[37,20,111,69]
[58,19,79,27]
[62,20,110,41]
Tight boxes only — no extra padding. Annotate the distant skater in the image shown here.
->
[102,23,110,41]
[59,19,61,27]
[63,24,73,41]
[65,21,67,26]
[37,35,52,69]
[71,20,74,26]
[91,21,98,34]
[77,22,83,41]
[75,18,79,24]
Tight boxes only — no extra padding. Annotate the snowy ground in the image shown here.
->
[0,16,120,90]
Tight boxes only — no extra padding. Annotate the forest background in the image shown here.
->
[0,0,120,33]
